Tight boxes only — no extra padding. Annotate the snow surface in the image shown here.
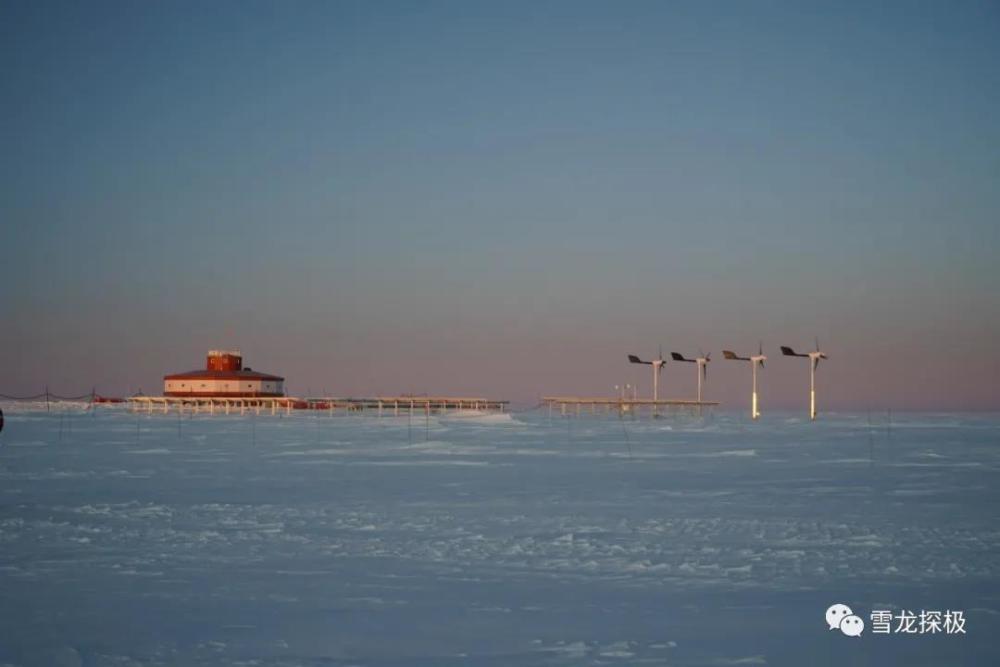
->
[0,405,998,665]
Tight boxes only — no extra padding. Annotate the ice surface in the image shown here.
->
[0,405,998,665]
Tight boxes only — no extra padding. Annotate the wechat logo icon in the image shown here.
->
[826,603,864,637]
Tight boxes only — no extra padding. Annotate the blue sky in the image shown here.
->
[2,1,998,409]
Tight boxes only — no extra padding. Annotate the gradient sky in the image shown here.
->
[2,1,998,410]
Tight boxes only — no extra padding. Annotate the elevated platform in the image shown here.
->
[541,396,719,416]
[126,395,508,416]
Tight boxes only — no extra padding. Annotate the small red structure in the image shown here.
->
[206,351,243,372]
[163,350,285,397]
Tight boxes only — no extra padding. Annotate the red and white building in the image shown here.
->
[163,350,284,397]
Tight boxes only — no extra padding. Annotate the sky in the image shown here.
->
[1,0,998,410]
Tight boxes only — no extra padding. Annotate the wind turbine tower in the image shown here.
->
[781,339,828,420]
[627,347,667,402]
[670,351,711,403]
[723,343,766,420]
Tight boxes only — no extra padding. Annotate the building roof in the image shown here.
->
[164,369,284,381]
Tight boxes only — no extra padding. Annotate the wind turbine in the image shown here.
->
[723,342,766,420]
[670,351,711,403]
[627,346,667,402]
[781,338,828,420]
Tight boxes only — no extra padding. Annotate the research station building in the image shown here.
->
[163,350,285,397]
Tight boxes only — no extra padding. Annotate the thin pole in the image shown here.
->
[696,364,703,418]
[810,361,816,420]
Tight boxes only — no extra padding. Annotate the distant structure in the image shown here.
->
[723,343,767,420]
[781,339,828,420]
[163,350,284,397]
[670,351,711,405]
[628,347,668,402]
